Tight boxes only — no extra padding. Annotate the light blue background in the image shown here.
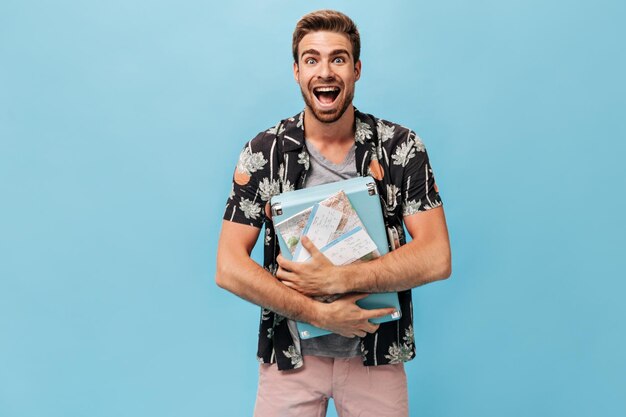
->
[1,1,624,416]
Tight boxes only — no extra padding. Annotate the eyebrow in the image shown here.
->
[300,49,351,59]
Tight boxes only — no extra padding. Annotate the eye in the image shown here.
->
[333,57,346,64]
[305,57,317,65]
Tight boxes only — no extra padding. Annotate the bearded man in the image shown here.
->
[216,9,451,417]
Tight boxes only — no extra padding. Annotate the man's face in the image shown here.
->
[294,31,361,124]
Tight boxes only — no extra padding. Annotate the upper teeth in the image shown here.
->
[315,87,339,92]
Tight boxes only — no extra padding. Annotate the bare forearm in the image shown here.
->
[216,254,321,325]
[217,254,396,338]
[342,237,451,293]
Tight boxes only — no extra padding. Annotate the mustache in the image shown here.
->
[309,78,344,89]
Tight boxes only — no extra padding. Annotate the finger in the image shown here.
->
[363,307,397,320]
[342,292,369,303]
[280,280,310,295]
[275,266,285,279]
[354,330,367,338]
[277,255,299,272]
[276,267,297,282]
[276,253,298,270]
[276,262,294,274]
[362,322,380,334]
[300,236,322,256]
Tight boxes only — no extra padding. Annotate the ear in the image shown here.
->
[354,60,362,81]
[293,61,299,82]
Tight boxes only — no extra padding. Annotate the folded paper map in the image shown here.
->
[274,190,380,301]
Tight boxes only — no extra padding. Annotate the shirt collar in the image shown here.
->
[280,108,377,153]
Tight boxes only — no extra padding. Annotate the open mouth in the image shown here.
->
[313,86,341,105]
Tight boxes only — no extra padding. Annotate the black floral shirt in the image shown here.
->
[223,108,443,370]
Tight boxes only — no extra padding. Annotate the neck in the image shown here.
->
[303,105,355,145]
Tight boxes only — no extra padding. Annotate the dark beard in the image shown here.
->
[300,87,354,124]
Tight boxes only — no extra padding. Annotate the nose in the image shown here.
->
[318,60,335,80]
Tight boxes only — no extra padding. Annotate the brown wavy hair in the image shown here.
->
[292,10,361,65]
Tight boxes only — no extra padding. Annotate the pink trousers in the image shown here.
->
[254,355,409,417]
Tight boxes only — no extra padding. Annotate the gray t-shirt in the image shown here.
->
[287,138,361,358]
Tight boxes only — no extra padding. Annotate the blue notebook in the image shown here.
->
[270,176,401,339]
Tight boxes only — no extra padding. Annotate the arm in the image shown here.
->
[215,220,395,337]
[277,205,451,295]
[344,205,451,292]
[215,220,316,321]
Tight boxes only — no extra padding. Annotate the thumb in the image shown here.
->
[301,236,322,256]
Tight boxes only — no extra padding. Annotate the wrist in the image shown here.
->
[307,299,327,329]
[335,264,354,294]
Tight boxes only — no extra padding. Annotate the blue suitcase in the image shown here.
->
[270,176,401,339]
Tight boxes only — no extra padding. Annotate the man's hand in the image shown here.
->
[276,236,345,296]
[313,293,396,338]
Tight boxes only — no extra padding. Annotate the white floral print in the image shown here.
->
[384,342,413,363]
[297,151,310,170]
[282,179,295,193]
[391,141,416,167]
[360,341,369,361]
[239,198,261,219]
[237,147,267,175]
[266,122,285,136]
[412,132,426,152]
[377,120,395,142]
[384,326,415,363]
[283,345,303,366]
[423,200,443,210]
[258,177,281,201]
[288,111,304,129]
[355,117,373,143]
[369,141,383,161]
[385,184,400,215]
[403,199,422,216]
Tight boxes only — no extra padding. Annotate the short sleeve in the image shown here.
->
[223,136,272,228]
[399,131,443,216]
